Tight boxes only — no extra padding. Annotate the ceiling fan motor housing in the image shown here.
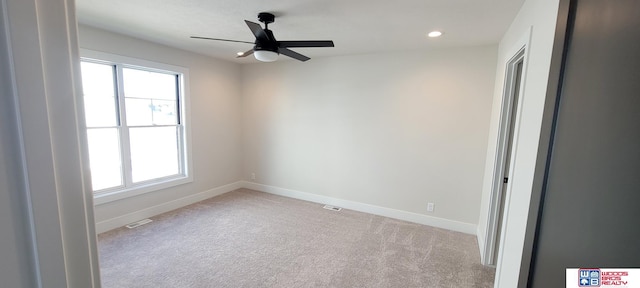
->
[258,12,275,25]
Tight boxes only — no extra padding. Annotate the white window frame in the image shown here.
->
[80,49,193,205]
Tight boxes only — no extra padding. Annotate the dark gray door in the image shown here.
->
[528,0,640,287]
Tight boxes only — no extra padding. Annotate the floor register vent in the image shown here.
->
[125,219,153,229]
[322,205,342,211]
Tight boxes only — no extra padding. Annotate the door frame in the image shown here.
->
[483,31,531,266]
[1,0,101,286]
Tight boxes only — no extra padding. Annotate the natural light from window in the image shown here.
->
[82,62,123,191]
[80,59,187,195]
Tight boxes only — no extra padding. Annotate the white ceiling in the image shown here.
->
[76,0,525,64]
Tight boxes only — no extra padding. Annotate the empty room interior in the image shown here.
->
[13,0,640,287]
[73,0,547,284]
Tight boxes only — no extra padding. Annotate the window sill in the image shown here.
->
[93,175,192,205]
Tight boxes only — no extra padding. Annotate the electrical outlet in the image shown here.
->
[251,173,256,180]
[427,202,435,212]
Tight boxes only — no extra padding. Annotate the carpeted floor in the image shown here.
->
[98,189,495,288]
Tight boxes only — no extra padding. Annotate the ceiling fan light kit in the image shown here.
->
[191,12,334,62]
[254,50,278,62]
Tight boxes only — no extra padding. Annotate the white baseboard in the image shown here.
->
[96,180,478,235]
[477,226,487,264]
[95,181,243,234]
[242,181,477,235]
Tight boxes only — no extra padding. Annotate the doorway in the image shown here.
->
[484,48,525,266]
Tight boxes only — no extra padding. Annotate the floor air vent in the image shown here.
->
[322,205,342,211]
[125,219,153,229]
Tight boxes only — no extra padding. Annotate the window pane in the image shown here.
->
[123,68,177,100]
[81,62,117,127]
[87,128,123,191]
[129,126,180,183]
[151,100,177,125]
[125,98,153,126]
[84,96,118,127]
[81,62,115,97]
[124,98,177,126]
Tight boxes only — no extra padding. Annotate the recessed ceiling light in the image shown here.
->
[428,31,443,38]
[236,51,245,56]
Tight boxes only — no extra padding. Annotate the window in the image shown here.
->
[80,51,191,204]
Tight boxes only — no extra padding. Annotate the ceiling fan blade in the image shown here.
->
[190,36,254,44]
[244,20,270,41]
[278,48,310,62]
[236,49,254,58]
[278,40,334,48]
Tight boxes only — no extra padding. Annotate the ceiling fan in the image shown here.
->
[191,12,334,62]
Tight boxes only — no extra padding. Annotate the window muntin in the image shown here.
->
[80,57,188,198]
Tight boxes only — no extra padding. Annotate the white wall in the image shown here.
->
[476,0,560,286]
[242,46,497,230]
[78,26,244,230]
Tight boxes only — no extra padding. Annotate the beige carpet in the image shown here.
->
[98,189,495,288]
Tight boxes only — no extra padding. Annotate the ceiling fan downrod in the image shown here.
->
[258,12,275,29]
